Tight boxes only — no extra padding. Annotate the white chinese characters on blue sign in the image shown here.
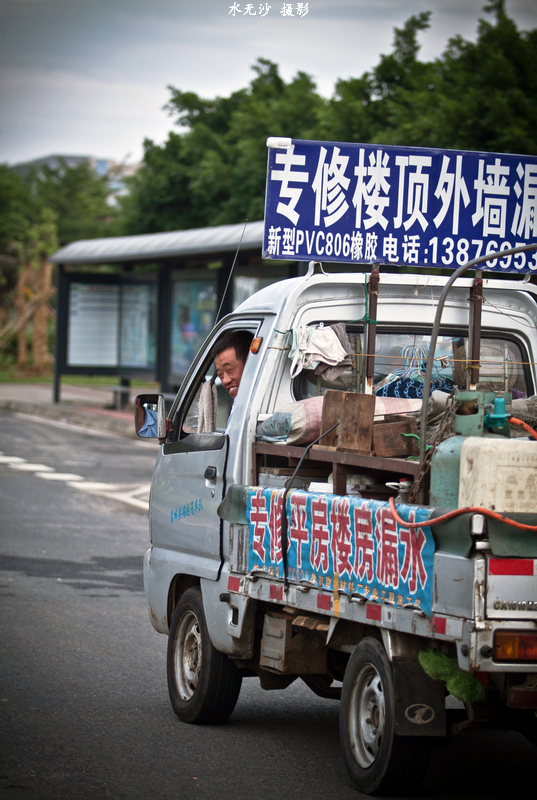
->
[263,139,537,272]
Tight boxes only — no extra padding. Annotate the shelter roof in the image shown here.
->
[50,220,264,265]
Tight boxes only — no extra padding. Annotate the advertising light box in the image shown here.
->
[263,138,537,273]
[67,281,156,369]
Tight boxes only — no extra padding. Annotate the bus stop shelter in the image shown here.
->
[50,220,304,401]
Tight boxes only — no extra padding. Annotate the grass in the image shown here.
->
[0,362,159,388]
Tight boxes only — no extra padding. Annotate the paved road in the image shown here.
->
[1,410,535,800]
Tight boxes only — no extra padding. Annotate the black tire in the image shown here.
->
[495,699,537,747]
[167,587,242,724]
[340,637,432,796]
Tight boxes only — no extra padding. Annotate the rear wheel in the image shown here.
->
[340,637,431,795]
[167,587,242,724]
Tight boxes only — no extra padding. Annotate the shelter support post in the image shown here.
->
[53,263,67,404]
[119,377,130,409]
[156,264,173,394]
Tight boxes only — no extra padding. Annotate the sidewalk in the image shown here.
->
[0,383,160,438]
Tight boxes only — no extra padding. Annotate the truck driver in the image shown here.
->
[212,329,253,400]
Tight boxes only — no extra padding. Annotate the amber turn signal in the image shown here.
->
[494,631,537,662]
[250,337,263,354]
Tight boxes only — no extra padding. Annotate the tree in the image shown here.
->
[0,166,40,316]
[0,167,41,348]
[427,0,537,154]
[0,159,119,369]
[120,59,324,234]
[28,159,118,246]
[10,209,58,371]
[118,3,536,235]
[326,1,537,154]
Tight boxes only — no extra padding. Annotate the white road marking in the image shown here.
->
[9,463,55,472]
[128,485,151,498]
[68,482,123,492]
[36,472,85,481]
[68,481,151,511]
[94,492,150,511]
[2,451,149,512]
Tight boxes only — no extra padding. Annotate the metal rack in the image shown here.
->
[253,441,419,495]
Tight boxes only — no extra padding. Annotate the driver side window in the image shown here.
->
[179,326,257,436]
[182,368,232,435]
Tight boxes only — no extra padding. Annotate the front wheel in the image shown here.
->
[167,587,242,724]
[340,637,431,795]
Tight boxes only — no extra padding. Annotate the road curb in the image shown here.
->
[0,399,136,438]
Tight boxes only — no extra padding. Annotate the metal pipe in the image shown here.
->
[418,244,537,476]
[364,264,379,394]
[468,270,483,390]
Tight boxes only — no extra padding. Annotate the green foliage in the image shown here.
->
[13,207,59,269]
[0,157,118,309]
[119,2,536,235]
[120,58,324,233]
[0,166,41,249]
[418,650,486,704]
[28,159,118,246]
[0,166,39,298]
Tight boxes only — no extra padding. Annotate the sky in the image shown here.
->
[0,0,536,167]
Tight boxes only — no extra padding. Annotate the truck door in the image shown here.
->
[149,322,260,580]
[150,431,228,579]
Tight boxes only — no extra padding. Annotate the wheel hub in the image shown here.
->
[175,610,202,701]
[349,662,386,768]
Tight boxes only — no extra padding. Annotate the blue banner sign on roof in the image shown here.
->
[263,137,537,273]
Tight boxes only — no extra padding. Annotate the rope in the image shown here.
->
[348,353,537,367]
[409,391,456,503]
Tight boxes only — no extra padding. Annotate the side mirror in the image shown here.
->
[135,394,167,439]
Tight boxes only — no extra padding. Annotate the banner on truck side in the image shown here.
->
[246,488,435,616]
[263,137,537,273]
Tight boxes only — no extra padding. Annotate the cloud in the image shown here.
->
[0,68,170,162]
[0,0,535,163]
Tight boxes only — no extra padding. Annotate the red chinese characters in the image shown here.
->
[330,496,353,577]
[247,489,432,611]
[289,493,309,568]
[249,488,268,561]
[374,507,400,589]
[268,489,284,563]
[310,496,330,572]
[400,512,428,593]
[353,504,374,582]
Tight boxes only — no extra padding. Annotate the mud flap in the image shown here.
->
[393,656,446,736]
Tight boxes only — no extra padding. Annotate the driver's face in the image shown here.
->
[215,347,245,400]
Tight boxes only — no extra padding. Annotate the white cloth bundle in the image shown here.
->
[289,323,350,379]
[198,380,218,433]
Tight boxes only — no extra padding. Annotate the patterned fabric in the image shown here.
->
[376,377,454,399]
